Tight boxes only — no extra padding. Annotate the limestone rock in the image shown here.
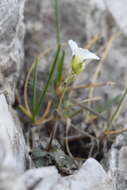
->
[0,94,26,172]
[105,0,127,35]
[0,0,25,104]
[108,133,127,189]
[20,158,113,190]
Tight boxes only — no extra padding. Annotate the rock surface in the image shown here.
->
[0,0,27,188]
[106,0,127,35]
[20,158,113,190]
[0,158,114,190]
[107,133,127,190]
[0,94,26,172]
[0,0,25,104]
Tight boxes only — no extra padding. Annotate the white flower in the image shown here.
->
[68,39,100,62]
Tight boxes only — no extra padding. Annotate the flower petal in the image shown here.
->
[68,40,78,55]
[76,48,100,62]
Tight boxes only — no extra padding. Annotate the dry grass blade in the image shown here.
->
[19,105,33,120]
[105,127,127,136]
[33,100,52,125]
[80,97,102,103]
[40,100,52,119]
[71,99,109,123]
[65,118,78,167]
[69,81,115,91]
[71,124,97,140]
[69,97,102,118]
[33,116,53,126]
[46,122,58,151]
[85,34,100,49]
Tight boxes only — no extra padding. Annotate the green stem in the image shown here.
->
[57,73,75,111]
[54,0,61,45]
[32,57,39,121]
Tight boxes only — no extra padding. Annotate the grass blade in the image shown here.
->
[32,57,39,117]
[19,105,33,120]
[55,50,65,84]
[34,46,61,116]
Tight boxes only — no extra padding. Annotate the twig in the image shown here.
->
[65,118,79,167]
[85,34,100,49]
[71,99,109,123]
[46,122,58,151]
[105,128,127,136]
[71,124,97,140]
[63,134,89,142]
[69,81,115,91]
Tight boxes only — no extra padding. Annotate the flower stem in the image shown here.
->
[57,73,75,112]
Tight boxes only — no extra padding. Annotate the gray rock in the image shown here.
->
[108,133,127,189]
[21,166,59,190]
[106,0,127,35]
[0,94,26,172]
[19,158,114,190]
[0,0,25,104]
[31,138,77,175]
[0,2,27,189]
